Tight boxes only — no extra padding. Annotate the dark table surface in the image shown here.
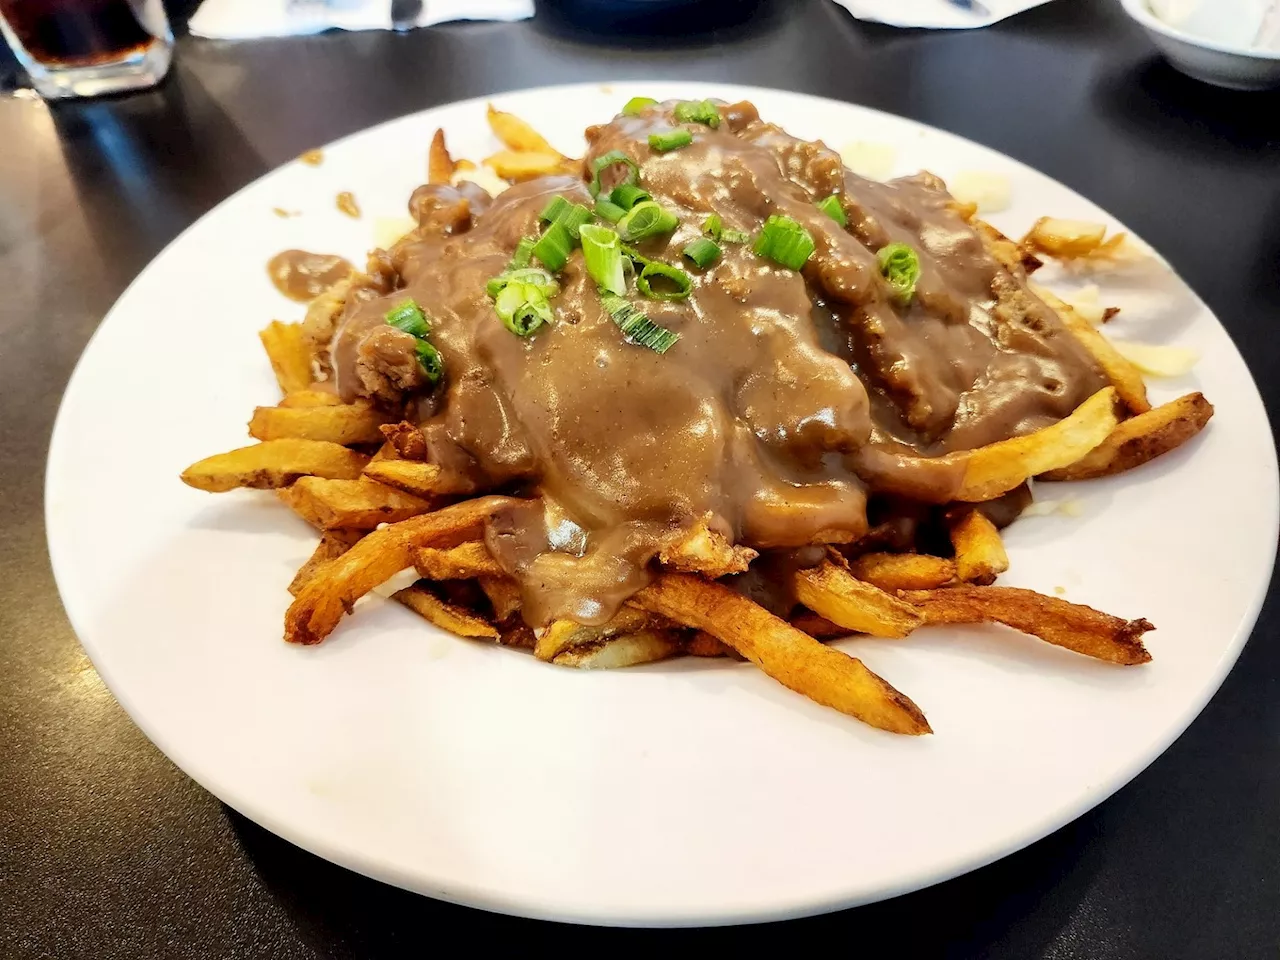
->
[3,0,1278,955]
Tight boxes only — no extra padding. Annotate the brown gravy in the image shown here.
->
[268,250,354,303]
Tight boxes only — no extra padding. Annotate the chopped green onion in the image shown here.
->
[495,281,554,337]
[415,339,444,383]
[622,96,658,116]
[682,237,721,270]
[580,224,627,296]
[600,292,680,354]
[590,149,640,198]
[385,299,430,339]
[877,243,921,305]
[618,201,679,242]
[539,195,571,224]
[816,194,848,227]
[637,260,692,301]
[595,198,626,223]
[486,267,560,300]
[532,222,574,272]
[753,214,816,271]
[540,195,592,238]
[722,227,749,244]
[702,213,722,241]
[610,183,651,211]
[508,236,535,270]
[673,99,720,128]
[649,129,693,152]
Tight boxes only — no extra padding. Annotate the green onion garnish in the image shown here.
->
[649,129,693,152]
[509,236,535,271]
[816,194,848,227]
[618,201,679,242]
[702,213,746,243]
[540,198,592,239]
[682,237,721,270]
[385,299,430,339]
[495,280,554,336]
[532,222,574,272]
[486,267,560,300]
[877,243,921,305]
[580,224,627,296]
[595,198,626,223]
[637,260,692,301]
[753,215,816,271]
[600,292,680,354]
[415,339,444,382]
[622,96,658,116]
[539,195,570,224]
[590,149,640,198]
[673,99,720,128]
[610,183,651,211]
[723,227,749,243]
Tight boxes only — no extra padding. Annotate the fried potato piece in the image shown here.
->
[792,558,924,639]
[279,477,434,530]
[535,607,659,662]
[1023,217,1114,258]
[428,127,455,185]
[364,458,472,497]
[284,496,517,645]
[413,541,503,580]
[553,630,683,669]
[394,583,499,639]
[947,510,1009,586]
[851,553,956,592]
[289,530,364,597]
[259,320,314,395]
[498,620,536,649]
[789,611,849,640]
[278,389,344,408]
[1039,392,1214,482]
[249,403,391,445]
[903,585,1153,665]
[484,150,578,182]
[658,520,758,577]
[379,421,430,461]
[634,574,930,734]
[180,439,369,492]
[479,576,522,621]
[486,103,560,155]
[1037,287,1150,414]
[686,631,737,657]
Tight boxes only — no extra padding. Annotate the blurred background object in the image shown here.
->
[1121,0,1280,88]
[0,0,172,99]
[186,0,533,40]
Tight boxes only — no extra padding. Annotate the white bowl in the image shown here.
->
[1120,0,1280,89]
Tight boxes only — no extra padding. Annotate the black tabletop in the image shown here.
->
[3,0,1278,955]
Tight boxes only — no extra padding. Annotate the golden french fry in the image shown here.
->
[498,620,536,649]
[249,403,391,445]
[658,519,758,577]
[284,496,517,644]
[479,576,522,621]
[484,150,577,182]
[1039,392,1214,482]
[486,103,560,155]
[686,631,737,657]
[903,585,1153,665]
[428,127,455,185]
[413,541,504,580]
[553,630,684,669]
[633,573,931,735]
[792,559,923,639]
[947,510,1009,586]
[851,553,956,592]
[394,583,498,639]
[278,389,344,408]
[1037,287,1150,414]
[535,607,658,662]
[259,320,314,395]
[363,458,472,497]
[368,441,400,463]
[288,530,364,597]
[788,611,849,640]
[279,477,434,530]
[180,439,368,492]
[1023,217,1110,258]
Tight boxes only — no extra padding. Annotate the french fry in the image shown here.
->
[658,520,758,576]
[484,150,577,182]
[947,510,1009,586]
[180,439,368,492]
[1037,287,1150,414]
[279,477,433,530]
[394,584,498,639]
[289,530,364,597]
[479,576,522,621]
[792,558,923,639]
[633,573,931,735]
[498,620,536,649]
[1039,392,1214,481]
[1023,217,1111,258]
[903,585,1153,665]
[368,441,400,463]
[554,630,683,669]
[535,607,658,662]
[686,631,736,657]
[428,127,455,185]
[259,320,313,395]
[851,553,956,592]
[249,403,391,445]
[278,389,344,408]
[284,496,517,645]
[413,541,504,580]
[486,103,560,155]
[788,611,849,640]
[364,458,471,497]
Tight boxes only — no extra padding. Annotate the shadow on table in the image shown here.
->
[533,0,784,49]
[226,802,1102,951]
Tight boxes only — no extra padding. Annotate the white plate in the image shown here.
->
[46,83,1278,926]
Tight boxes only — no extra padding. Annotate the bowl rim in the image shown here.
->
[1119,0,1280,61]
